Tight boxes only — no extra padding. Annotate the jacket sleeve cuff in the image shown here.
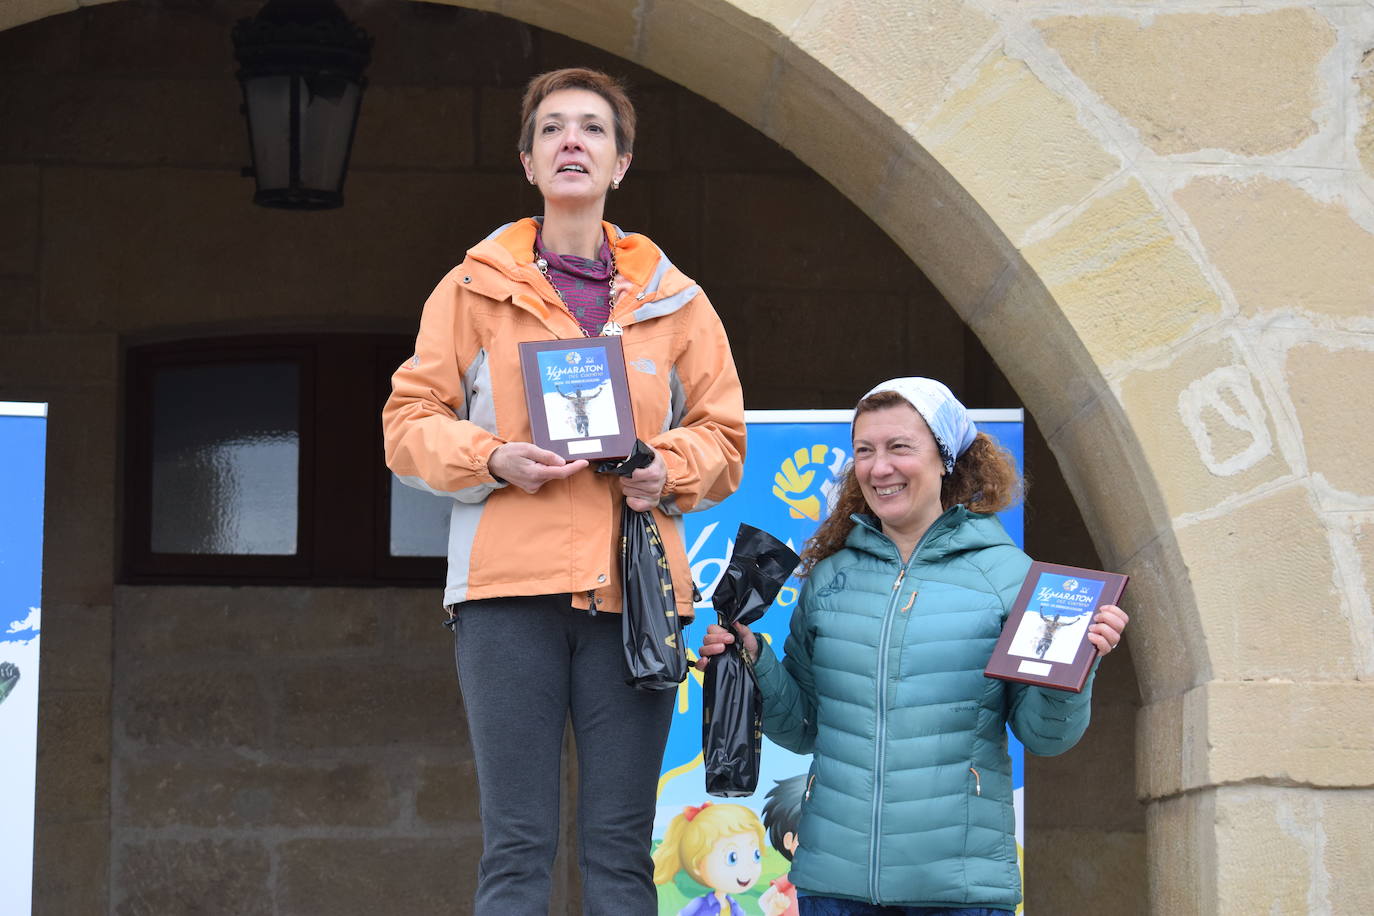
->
[659,446,683,494]
[752,639,782,682]
[473,436,509,487]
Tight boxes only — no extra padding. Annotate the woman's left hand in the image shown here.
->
[1088,604,1130,656]
[621,447,667,512]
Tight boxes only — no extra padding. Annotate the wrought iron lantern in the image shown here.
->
[232,0,372,210]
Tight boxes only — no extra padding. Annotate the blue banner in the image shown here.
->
[0,402,47,916]
[655,409,1025,915]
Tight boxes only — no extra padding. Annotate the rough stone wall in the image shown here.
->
[1022,9,1374,913]
[18,0,1372,909]
[0,2,1137,913]
[110,586,491,915]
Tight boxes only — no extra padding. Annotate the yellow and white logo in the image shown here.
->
[772,444,847,521]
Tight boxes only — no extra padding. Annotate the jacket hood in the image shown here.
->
[846,505,1016,563]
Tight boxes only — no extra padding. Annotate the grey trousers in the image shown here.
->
[450,595,676,916]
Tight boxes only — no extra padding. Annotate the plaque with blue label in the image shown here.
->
[984,561,1128,692]
[518,337,637,462]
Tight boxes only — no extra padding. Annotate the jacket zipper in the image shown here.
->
[868,565,904,903]
[867,528,936,904]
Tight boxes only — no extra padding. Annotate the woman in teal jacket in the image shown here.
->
[698,378,1129,915]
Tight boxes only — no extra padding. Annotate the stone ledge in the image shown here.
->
[1138,680,1374,801]
[1146,785,1374,915]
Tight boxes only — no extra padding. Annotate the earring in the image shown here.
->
[612,179,620,190]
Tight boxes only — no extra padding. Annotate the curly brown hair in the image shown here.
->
[797,391,1022,575]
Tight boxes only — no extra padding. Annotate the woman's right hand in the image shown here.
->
[694,622,759,671]
[488,442,587,494]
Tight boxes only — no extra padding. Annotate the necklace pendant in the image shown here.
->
[535,257,548,271]
[600,320,623,337]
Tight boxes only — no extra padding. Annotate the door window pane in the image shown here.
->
[150,362,300,555]
[389,478,450,558]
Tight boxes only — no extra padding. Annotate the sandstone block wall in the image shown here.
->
[19,0,1372,908]
[0,3,1132,912]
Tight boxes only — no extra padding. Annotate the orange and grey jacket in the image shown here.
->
[382,218,746,615]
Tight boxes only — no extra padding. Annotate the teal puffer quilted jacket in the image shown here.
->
[751,506,1097,910]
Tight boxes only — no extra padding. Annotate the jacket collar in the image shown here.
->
[847,505,1013,563]
[465,218,696,323]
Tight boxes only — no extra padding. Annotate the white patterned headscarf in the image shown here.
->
[861,377,977,474]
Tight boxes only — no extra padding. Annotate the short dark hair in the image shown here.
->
[518,67,636,156]
[762,774,807,861]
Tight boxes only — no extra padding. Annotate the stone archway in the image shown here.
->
[375,2,1374,911]
[5,0,1371,911]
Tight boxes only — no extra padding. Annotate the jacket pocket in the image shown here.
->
[803,759,819,805]
[796,757,820,844]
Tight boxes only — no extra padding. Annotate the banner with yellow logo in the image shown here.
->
[654,409,1025,915]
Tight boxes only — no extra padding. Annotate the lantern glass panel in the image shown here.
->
[244,74,293,192]
[298,77,361,192]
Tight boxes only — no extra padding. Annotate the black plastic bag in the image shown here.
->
[600,440,688,691]
[618,506,688,690]
[703,524,800,797]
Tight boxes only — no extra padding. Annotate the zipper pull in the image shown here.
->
[900,590,917,613]
[969,767,981,796]
[804,773,816,801]
[891,569,905,593]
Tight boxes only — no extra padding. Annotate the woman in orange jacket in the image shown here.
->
[382,68,746,915]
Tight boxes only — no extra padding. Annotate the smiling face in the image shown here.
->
[695,830,763,897]
[852,403,946,553]
[519,88,631,206]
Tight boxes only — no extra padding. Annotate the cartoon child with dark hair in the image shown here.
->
[759,774,806,916]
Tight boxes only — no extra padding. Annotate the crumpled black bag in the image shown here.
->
[703,523,800,797]
[600,440,688,691]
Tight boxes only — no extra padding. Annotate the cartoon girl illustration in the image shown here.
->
[653,802,765,916]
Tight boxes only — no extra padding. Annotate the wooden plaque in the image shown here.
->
[518,337,637,462]
[984,561,1129,693]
